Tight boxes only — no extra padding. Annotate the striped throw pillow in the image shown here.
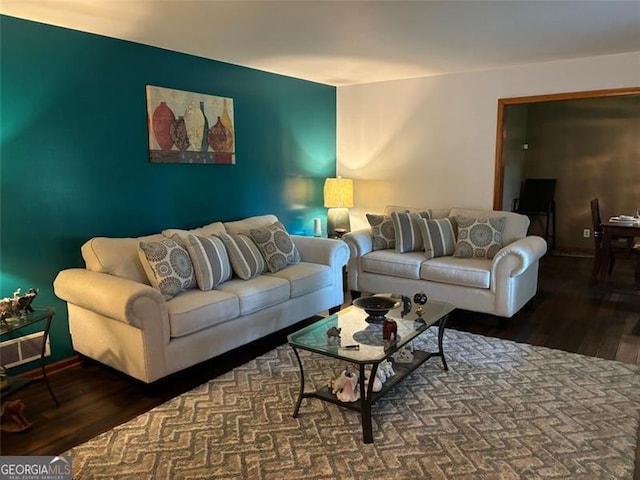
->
[184,234,232,290]
[391,210,432,253]
[217,232,266,280]
[417,217,458,259]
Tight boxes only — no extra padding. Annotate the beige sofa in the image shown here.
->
[54,214,349,383]
[343,207,547,318]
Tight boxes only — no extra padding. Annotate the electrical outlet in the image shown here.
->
[583,228,590,238]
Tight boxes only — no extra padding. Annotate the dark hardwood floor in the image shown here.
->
[2,254,639,477]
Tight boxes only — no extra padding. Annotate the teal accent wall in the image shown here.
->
[0,16,336,371]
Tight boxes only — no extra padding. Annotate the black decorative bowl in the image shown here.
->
[353,296,401,324]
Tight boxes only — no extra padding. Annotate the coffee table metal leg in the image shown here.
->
[438,313,450,371]
[358,364,374,444]
[291,346,305,418]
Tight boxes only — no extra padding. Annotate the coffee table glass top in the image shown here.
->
[288,299,454,363]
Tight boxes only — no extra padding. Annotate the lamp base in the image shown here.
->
[327,208,351,237]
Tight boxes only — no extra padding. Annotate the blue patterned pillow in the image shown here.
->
[138,238,196,300]
[249,222,300,273]
[453,216,506,260]
[366,214,396,251]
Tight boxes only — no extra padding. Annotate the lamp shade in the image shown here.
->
[323,178,354,208]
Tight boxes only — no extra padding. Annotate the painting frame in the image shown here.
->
[146,85,235,164]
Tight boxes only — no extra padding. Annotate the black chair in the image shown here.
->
[512,178,556,250]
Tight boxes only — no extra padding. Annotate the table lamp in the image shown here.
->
[324,177,353,238]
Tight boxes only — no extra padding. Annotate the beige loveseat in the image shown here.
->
[54,215,349,383]
[343,207,547,318]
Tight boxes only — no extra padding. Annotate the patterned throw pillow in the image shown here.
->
[417,217,458,259]
[453,216,506,260]
[217,232,266,280]
[391,210,432,253]
[249,221,301,273]
[184,234,232,290]
[366,214,396,251]
[138,238,196,300]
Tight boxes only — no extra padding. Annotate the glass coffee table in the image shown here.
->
[287,297,455,443]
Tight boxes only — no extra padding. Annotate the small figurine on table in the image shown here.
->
[383,318,398,342]
[413,291,428,317]
[326,326,342,346]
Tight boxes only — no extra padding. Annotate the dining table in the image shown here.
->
[598,219,640,287]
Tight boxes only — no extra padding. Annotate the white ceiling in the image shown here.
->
[2,0,639,86]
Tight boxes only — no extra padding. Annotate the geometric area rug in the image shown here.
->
[68,330,640,479]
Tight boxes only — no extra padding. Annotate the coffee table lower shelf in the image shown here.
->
[290,321,449,444]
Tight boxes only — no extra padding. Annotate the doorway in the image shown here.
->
[493,87,640,253]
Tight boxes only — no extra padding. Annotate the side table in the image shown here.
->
[0,307,59,407]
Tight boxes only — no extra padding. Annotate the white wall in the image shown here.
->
[337,52,640,230]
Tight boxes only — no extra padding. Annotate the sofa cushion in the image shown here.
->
[454,216,506,260]
[385,205,449,219]
[167,289,240,338]
[82,234,165,285]
[250,221,301,273]
[366,214,397,251]
[217,276,290,315]
[162,221,226,242]
[217,232,266,280]
[417,217,458,259]
[391,210,432,253]
[361,250,424,280]
[270,262,332,298]
[421,257,491,289]
[184,234,232,290]
[224,214,279,235]
[138,238,197,300]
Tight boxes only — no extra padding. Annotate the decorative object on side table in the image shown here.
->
[382,318,398,342]
[399,295,412,317]
[0,288,38,323]
[352,295,401,324]
[413,291,428,317]
[0,399,32,433]
[326,326,341,345]
[329,365,360,402]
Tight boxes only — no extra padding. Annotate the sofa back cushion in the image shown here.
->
[224,214,279,235]
[162,221,226,241]
[82,221,227,285]
[449,208,529,245]
[82,234,165,285]
[384,205,449,219]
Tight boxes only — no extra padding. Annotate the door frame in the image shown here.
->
[492,86,640,210]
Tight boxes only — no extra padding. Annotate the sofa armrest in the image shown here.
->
[342,228,373,258]
[53,268,169,331]
[291,236,349,268]
[341,228,374,292]
[490,236,547,290]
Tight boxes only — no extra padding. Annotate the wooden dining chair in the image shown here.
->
[590,198,640,288]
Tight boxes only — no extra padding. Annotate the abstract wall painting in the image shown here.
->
[146,85,235,164]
